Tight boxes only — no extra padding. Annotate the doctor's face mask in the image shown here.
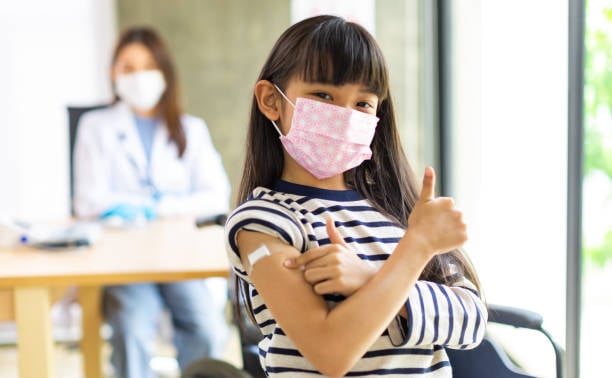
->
[115,70,166,112]
[271,85,379,180]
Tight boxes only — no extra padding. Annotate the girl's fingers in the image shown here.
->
[304,254,337,269]
[284,245,336,268]
[303,266,334,285]
[285,218,349,269]
[312,279,339,295]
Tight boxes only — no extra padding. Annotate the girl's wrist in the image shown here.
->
[400,229,436,261]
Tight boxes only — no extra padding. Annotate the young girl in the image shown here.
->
[225,15,486,377]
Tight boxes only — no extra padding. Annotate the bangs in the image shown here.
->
[292,19,388,99]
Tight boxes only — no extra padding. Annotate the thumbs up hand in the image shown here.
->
[284,218,377,297]
[407,166,467,256]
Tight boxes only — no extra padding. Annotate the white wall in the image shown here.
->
[449,0,568,353]
[0,0,116,221]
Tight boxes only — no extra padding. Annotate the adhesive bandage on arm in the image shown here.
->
[246,244,271,274]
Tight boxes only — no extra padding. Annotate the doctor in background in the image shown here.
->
[73,26,230,378]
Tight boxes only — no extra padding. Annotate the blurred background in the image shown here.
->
[0,0,610,377]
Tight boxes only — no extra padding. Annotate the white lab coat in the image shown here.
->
[73,102,230,219]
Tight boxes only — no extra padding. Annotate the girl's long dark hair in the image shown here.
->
[111,26,186,157]
[237,15,482,320]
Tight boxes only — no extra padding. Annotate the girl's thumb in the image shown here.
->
[326,217,348,247]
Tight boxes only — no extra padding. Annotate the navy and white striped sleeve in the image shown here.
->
[225,199,305,281]
[392,278,487,350]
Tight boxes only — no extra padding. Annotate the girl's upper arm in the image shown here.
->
[236,229,331,344]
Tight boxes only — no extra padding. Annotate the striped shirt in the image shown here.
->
[225,180,487,377]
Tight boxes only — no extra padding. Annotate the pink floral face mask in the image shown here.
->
[271,85,379,179]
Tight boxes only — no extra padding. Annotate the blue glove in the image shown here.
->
[142,206,157,220]
[100,204,157,222]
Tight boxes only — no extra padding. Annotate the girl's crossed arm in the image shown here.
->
[286,221,486,351]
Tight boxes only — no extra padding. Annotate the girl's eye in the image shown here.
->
[313,92,332,100]
[357,101,374,109]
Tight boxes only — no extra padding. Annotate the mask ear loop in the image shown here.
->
[270,84,295,137]
[273,84,295,107]
[270,120,283,136]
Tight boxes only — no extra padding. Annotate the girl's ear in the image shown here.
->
[254,80,281,122]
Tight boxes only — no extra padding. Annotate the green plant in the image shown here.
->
[583,0,612,267]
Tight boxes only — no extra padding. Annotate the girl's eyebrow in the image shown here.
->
[359,88,379,96]
[354,84,378,94]
[304,83,378,97]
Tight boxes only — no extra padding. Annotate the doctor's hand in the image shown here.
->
[283,218,377,297]
[406,166,467,256]
[100,204,157,223]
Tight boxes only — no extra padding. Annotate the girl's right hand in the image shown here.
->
[406,166,467,256]
[283,218,377,297]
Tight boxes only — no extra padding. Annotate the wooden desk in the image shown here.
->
[0,219,230,378]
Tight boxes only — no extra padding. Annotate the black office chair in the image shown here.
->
[66,104,110,215]
[447,304,564,378]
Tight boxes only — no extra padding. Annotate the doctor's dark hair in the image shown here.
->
[111,26,186,157]
[236,15,482,319]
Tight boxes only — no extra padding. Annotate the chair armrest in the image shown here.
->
[195,214,228,228]
[487,303,543,330]
[486,303,565,378]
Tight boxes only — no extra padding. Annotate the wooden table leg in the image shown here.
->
[14,287,54,378]
[79,286,102,378]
